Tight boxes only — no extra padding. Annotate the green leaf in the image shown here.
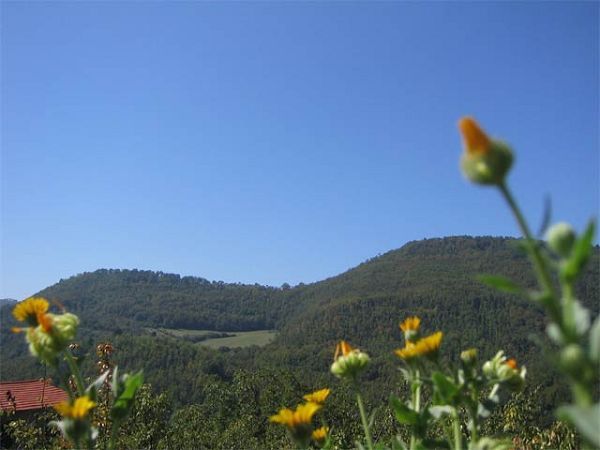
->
[398,368,411,383]
[477,275,522,294]
[431,372,459,405]
[546,323,564,345]
[557,403,600,449]
[111,366,120,397]
[572,299,591,336]
[590,315,600,363]
[537,195,552,238]
[85,371,109,402]
[561,220,595,283]
[111,370,144,421]
[390,395,419,425]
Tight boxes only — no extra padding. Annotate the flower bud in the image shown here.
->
[559,344,586,376]
[545,222,576,257]
[482,351,526,391]
[52,313,79,345]
[461,348,478,364]
[331,341,370,379]
[25,313,79,364]
[458,117,514,186]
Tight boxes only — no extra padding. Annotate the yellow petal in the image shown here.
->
[400,316,421,332]
[303,388,330,404]
[12,297,49,323]
[295,402,321,424]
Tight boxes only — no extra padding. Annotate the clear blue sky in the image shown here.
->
[1,2,598,300]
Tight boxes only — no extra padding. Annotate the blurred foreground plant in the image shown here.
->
[270,387,332,449]
[11,297,143,449]
[458,117,599,449]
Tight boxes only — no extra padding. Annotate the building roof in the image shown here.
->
[0,379,69,412]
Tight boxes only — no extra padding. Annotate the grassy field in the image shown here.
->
[146,327,277,348]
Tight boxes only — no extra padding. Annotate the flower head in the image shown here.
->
[400,316,420,333]
[400,316,421,342]
[395,331,443,361]
[303,388,330,405]
[458,116,513,185]
[331,340,370,379]
[54,396,96,420]
[482,351,526,391]
[270,402,321,428]
[312,426,329,445]
[12,297,49,327]
[270,402,322,446]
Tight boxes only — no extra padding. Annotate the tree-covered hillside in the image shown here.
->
[1,236,598,429]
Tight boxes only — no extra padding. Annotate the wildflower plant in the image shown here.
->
[270,388,332,449]
[331,340,373,450]
[10,297,143,449]
[391,318,523,450]
[458,117,599,449]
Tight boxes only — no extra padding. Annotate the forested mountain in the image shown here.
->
[1,236,598,445]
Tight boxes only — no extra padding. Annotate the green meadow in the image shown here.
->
[146,327,277,348]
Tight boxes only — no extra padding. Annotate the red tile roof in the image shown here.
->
[0,379,69,411]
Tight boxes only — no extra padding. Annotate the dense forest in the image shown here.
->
[1,236,598,448]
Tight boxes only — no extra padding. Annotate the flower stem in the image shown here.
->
[355,386,374,450]
[498,182,561,322]
[451,408,462,450]
[108,419,119,450]
[64,351,85,397]
[409,369,421,450]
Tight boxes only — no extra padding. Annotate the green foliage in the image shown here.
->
[1,408,63,450]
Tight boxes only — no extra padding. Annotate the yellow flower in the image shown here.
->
[400,316,421,342]
[12,297,49,327]
[400,316,420,333]
[270,402,322,429]
[312,426,329,444]
[303,388,330,404]
[457,116,513,185]
[395,331,443,360]
[54,396,96,420]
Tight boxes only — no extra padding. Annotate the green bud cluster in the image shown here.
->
[26,313,79,364]
[330,350,370,379]
[482,351,526,392]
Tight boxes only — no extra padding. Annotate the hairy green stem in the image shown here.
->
[451,408,462,450]
[498,182,561,322]
[409,369,421,450]
[355,389,374,450]
[414,370,421,413]
[561,281,577,340]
